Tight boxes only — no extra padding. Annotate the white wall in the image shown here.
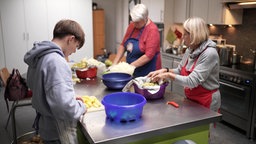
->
[69,0,93,61]
[46,0,93,62]
[115,0,129,53]
[0,13,5,68]
[115,0,129,52]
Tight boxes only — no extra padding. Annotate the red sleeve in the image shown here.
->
[139,22,160,59]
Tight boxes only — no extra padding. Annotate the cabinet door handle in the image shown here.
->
[26,33,29,41]
[219,81,245,91]
[23,32,26,40]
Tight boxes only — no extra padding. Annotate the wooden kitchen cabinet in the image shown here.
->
[93,9,105,58]
[161,53,184,96]
[0,0,48,73]
[173,0,243,25]
[207,0,223,24]
[173,0,190,23]
[141,0,165,23]
[172,58,185,97]
[189,0,208,21]
[161,53,174,92]
[174,0,208,23]
[161,53,173,68]
[208,0,243,25]
[162,53,185,96]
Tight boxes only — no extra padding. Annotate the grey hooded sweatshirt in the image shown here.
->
[24,41,86,142]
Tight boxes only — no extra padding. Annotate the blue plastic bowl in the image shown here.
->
[102,72,132,89]
[102,92,147,122]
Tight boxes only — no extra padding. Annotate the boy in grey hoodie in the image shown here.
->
[24,19,86,144]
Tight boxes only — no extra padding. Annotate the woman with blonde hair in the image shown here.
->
[148,17,221,111]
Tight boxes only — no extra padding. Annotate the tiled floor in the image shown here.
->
[211,122,256,144]
[0,87,256,144]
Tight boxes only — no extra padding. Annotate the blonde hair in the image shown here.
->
[130,4,148,22]
[183,17,209,46]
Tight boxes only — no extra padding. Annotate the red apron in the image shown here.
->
[181,49,217,108]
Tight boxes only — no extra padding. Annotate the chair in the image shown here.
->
[0,67,32,144]
[0,67,10,87]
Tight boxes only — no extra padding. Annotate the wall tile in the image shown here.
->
[209,8,256,60]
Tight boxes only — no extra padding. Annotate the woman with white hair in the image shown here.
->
[148,17,221,111]
[113,3,161,77]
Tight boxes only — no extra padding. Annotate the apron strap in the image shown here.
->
[128,26,145,39]
[32,111,41,135]
[185,46,209,71]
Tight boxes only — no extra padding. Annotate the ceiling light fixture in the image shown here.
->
[238,2,256,5]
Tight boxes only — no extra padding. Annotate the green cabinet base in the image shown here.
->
[130,125,209,144]
[77,124,209,144]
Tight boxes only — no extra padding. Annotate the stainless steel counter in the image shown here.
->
[74,78,222,144]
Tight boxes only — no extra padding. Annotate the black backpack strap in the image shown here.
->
[4,87,10,112]
[4,69,15,112]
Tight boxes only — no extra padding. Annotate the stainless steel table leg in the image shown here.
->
[12,104,17,144]
[11,102,32,144]
[5,102,16,129]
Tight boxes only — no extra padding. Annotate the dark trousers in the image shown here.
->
[43,140,61,144]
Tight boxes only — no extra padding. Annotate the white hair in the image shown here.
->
[130,4,148,22]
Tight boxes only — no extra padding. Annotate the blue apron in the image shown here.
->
[124,28,158,77]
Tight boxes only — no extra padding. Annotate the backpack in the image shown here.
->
[4,69,29,111]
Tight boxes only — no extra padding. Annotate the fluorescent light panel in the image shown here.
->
[238,2,256,5]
